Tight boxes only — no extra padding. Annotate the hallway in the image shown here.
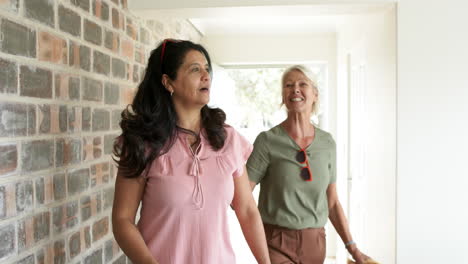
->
[1,0,468,264]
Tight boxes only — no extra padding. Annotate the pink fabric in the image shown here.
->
[137,126,252,264]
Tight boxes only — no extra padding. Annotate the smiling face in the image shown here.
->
[282,69,318,115]
[164,49,211,108]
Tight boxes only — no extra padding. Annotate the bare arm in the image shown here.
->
[327,183,369,264]
[112,172,159,264]
[232,167,271,264]
[249,180,257,191]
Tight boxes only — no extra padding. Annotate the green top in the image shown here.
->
[247,125,336,229]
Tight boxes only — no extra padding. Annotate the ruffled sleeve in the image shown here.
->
[220,126,253,178]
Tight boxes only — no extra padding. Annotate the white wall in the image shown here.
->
[336,7,396,264]
[397,0,468,263]
[201,34,338,136]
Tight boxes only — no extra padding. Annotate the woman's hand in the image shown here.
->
[347,244,371,264]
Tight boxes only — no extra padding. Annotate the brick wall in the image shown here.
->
[0,0,201,263]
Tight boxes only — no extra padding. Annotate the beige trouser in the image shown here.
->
[264,223,326,264]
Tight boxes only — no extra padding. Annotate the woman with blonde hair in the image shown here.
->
[247,65,372,264]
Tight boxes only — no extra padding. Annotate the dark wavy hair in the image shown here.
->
[114,40,227,178]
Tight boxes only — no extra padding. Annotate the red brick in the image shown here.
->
[104,83,120,105]
[0,224,15,258]
[93,50,111,76]
[83,226,91,248]
[0,183,16,219]
[111,57,126,79]
[112,109,121,130]
[111,8,122,30]
[16,180,33,213]
[82,107,91,131]
[121,39,133,59]
[93,0,109,21]
[104,29,120,53]
[92,109,110,131]
[82,77,103,101]
[121,86,136,105]
[0,143,17,175]
[36,175,57,205]
[126,63,132,81]
[53,173,66,201]
[55,74,80,100]
[0,102,36,137]
[39,105,63,134]
[68,225,91,259]
[103,187,114,210]
[68,168,90,196]
[56,138,82,167]
[126,22,137,40]
[18,211,50,251]
[36,239,65,264]
[1,19,36,58]
[58,5,81,37]
[92,216,108,242]
[104,134,117,155]
[135,45,145,64]
[24,0,54,27]
[105,238,120,262]
[52,201,78,234]
[68,107,82,133]
[69,231,81,258]
[85,248,102,264]
[20,66,52,98]
[69,41,91,71]
[80,193,101,222]
[0,58,18,94]
[21,140,54,172]
[84,19,102,46]
[83,136,102,161]
[18,216,34,251]
[33,211,50,242]
[38,31,67,64]
[90,162,110,187]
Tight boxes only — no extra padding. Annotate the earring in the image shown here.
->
[170,91,173,97]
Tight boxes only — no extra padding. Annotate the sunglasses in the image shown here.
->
[160,38,182,64]
[296,148,313,181]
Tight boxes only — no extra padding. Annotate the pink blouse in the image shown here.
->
[137,126,252,264]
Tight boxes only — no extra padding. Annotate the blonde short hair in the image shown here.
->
[281,65,320,115]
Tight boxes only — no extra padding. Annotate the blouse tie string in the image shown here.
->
[189,142,204,209]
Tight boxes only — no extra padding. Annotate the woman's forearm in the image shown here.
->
[236,207,271,264]
[113,218,159,264]
[328,201,354,245]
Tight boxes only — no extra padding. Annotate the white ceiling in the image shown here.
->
[190,15,341,35]
[129,0,396,10]
[130,1,396,36]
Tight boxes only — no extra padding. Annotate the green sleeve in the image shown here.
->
[329,135,337,184]
[246,132,270,184]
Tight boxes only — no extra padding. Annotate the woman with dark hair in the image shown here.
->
[112,39,271,264]
[247,65,374,264]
